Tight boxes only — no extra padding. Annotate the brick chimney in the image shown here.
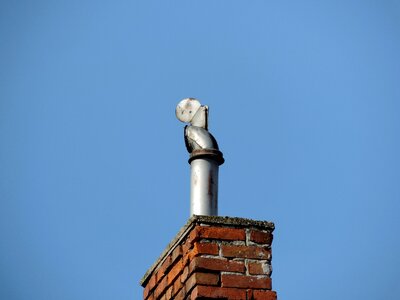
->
[140,215,277,300]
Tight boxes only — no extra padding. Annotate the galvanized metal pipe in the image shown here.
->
[190,158,219,216]
[176,98,224,217]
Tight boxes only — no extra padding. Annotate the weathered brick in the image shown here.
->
[250,230,273,245]
[141,218,277,300]
[182,237,193,255]
[155,264,168,284]
[174,287,186,300]
[183,242,219,265]
[189,256,245,274]
[166,259,183,285]
[145,292,154,300]
[173,276,182,297]
[190,285,247,300]
[188,226,246,244]
[165,286,173,300]
[185,272,219,293]
[221,274,271,289]
[171,245,183,263]
[143,273,156,299]
[253,290,277,300]
[153,275,168,299]
[156,245,183,281]
[187,229,199,246]
[154,262,183,300]
[194,242,219,255]
[221,245,271,260]
[248,262,265,275]
[180,266,189,283]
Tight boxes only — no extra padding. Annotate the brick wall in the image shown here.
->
[140,216,277,300]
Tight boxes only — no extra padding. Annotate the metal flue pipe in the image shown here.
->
[176,98,224,216]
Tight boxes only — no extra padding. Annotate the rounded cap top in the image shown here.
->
[176,98,201,123]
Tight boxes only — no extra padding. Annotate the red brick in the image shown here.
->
[154,262,183,299]
[183,242,219,265]
[185,272,219,292]
[156,246,182,280]
[142,223,278,300]
[174,287,186,300]
[164,286,173,300]
[253,290,277,300]
[187,229,199,245]
[189,256,245,274]
[153,275,168,299]
[182,238,193,255]
[143,273,156,299]
[166,259,183,285]
[248,262,265,275]
[154,264,167,285]
[221,245,271,260]
[250,230,273,245]
[190,285,247,300]
[145,292,154,300]
[188,226,246,244]
[173,276,182,297]
[171,245,183,263]
[195,242,219,255]
[180,266,189,283]
[221,274,272,289]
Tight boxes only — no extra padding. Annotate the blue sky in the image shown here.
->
[1,1,400,299]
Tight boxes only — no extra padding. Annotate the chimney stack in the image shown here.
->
[140,216,277,300]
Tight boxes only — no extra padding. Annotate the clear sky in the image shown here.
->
[1,1,400,299]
